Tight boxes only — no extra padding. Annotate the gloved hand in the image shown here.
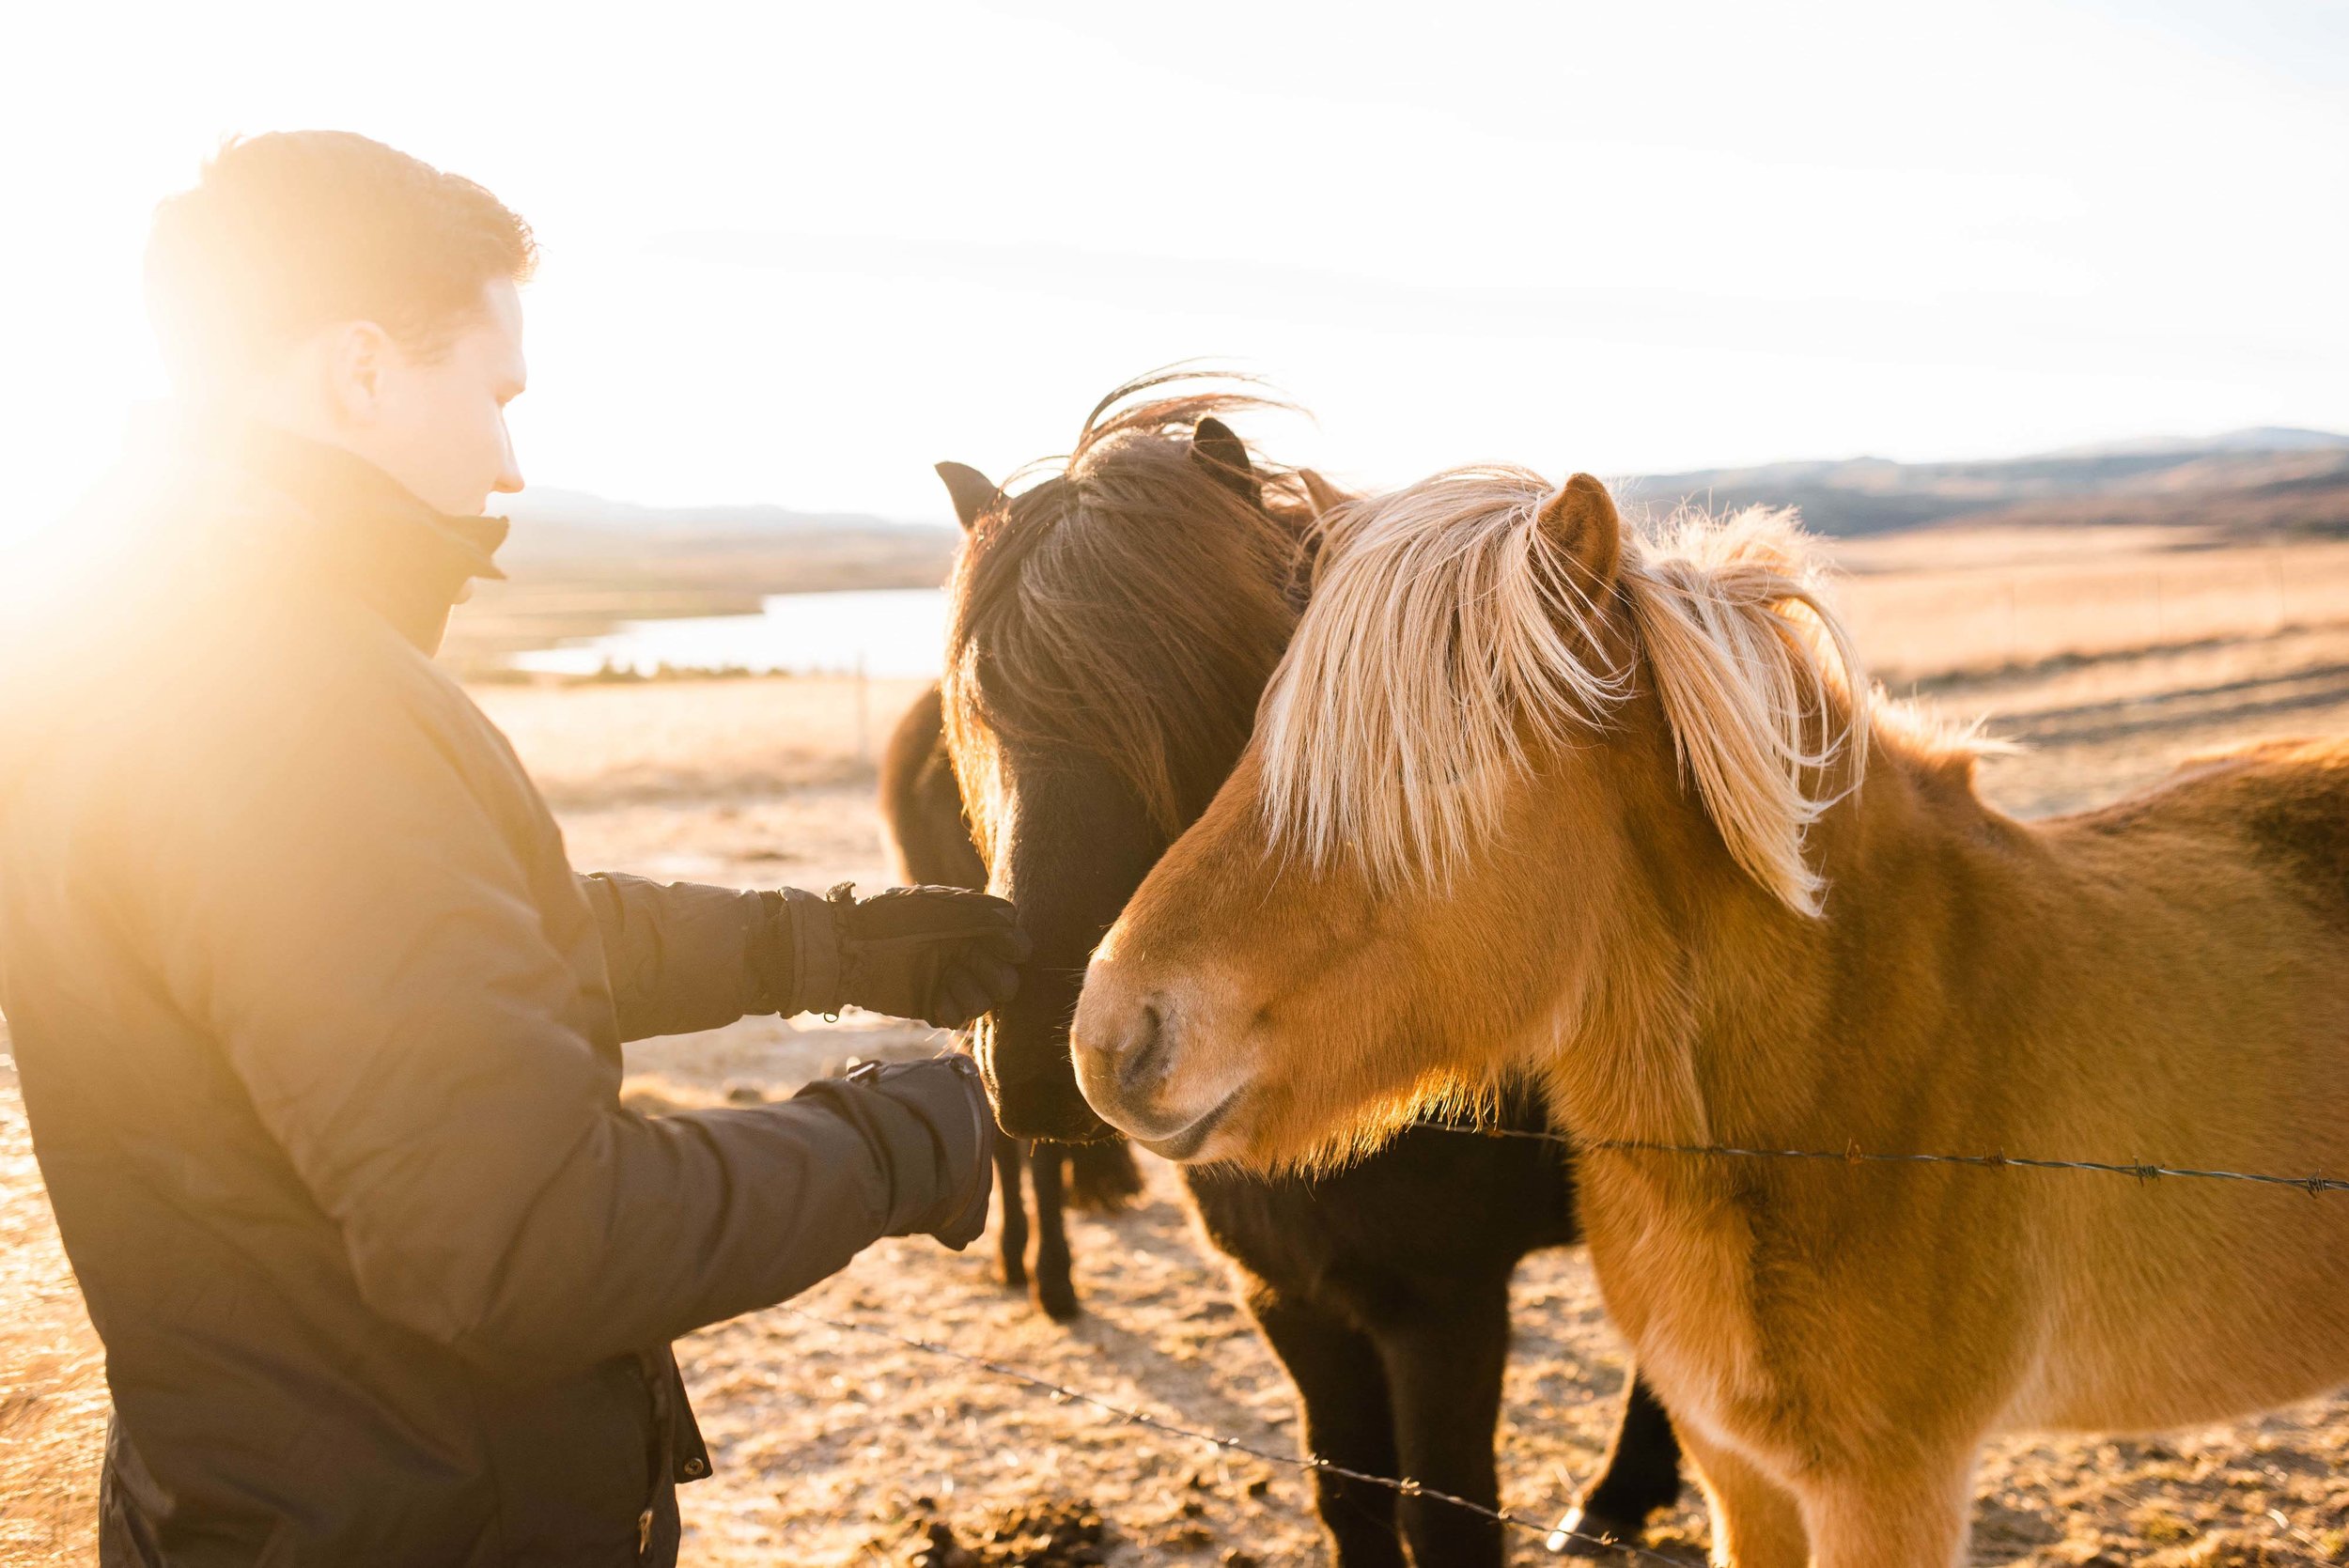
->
[760,883,1031,1029]
[842,1054,994,1249]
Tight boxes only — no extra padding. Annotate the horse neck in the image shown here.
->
[1546,696,1987,1153]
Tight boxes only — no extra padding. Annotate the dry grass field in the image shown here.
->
[8,520,2349,1564]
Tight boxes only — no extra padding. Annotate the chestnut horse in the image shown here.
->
[1073,465,2349,1565]
[939,386,1682,1563]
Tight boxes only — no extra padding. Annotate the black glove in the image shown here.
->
[760,883,1029,1029]
[833,1054,994,1249]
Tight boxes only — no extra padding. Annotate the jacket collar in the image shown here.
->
[228,424,510,656]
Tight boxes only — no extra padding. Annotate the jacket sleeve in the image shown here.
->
[576,871,770,1040]
[151,667,957,1382]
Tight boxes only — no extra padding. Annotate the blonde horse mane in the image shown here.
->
[1259,465,1879,914]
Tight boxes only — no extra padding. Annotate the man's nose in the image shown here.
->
[493,422,523,494]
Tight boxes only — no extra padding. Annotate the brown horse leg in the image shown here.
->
[1252,1296,1408,1568]
[1373,1278,1512,1568]
[992,1130,1028,1292]
[1676,1429,1807,1568]
[1558,1367,1682,1551]
[1027,1144,1080,1320]
[1800,1463,1971,1568]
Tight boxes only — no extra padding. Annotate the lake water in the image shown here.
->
[511,587,950,678]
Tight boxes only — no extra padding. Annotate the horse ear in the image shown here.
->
[1535,474,1623,594]
[1299,468,1348,519]
[936,461,1001,531]
[1190,417,1261,507]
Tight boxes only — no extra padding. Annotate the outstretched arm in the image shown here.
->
[580,871,1026,1041]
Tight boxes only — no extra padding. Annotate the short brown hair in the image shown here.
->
[146,131,537,385]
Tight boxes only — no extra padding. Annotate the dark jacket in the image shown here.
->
[0,428,957,1565]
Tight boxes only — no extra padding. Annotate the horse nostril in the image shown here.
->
[1115,1000,1170,1096]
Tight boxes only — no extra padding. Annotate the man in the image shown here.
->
[0,132,1023,1565]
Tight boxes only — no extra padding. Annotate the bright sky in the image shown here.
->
[5,0,2346,551]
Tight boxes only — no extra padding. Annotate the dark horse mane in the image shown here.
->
[944,373,1325,838]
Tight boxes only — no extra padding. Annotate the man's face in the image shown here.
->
[338,278,527,517]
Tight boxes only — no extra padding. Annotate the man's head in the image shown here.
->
[147,132,537,517]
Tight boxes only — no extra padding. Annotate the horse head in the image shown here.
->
[938,375,1323,1140]
[1071,467,1875,1169]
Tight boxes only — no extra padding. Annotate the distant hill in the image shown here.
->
[446,490,957,675]
[448,427,2349,675]
[486,483,954,594]
[504,487,942,539]
[2044,427,2349,458]
[1629,427,2349,538]
[498,487,953,579]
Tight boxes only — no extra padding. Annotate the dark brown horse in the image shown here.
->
[917,377,1683,1564]
[878,684,1142,1320]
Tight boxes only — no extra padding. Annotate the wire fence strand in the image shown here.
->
[776,1124,2343,1562]
[777,1303,1689,1564]
[1450,1125,2349,1196]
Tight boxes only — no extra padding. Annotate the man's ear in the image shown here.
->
[322,320,393,427]
[935,462,1001,531]
[1534,473,1623,595]
[1190,417,1261,507]
[1298,468,1348,518]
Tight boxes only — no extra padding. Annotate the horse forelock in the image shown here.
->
[942,378,1317,841]
[1259,465,1923,914]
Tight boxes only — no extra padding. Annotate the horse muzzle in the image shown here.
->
[972,1016,1115,1141]
[1070,964,1252,1161]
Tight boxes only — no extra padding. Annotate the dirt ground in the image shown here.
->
[8,526,2349,1564]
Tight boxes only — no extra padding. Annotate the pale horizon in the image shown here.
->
[498,411,2349,527]
[7,0,2346,547]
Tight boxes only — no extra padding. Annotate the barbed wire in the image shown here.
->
[1444,1125,2349,1196]
[776,1302,1689,1564]
[778,1123,2342,1563]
